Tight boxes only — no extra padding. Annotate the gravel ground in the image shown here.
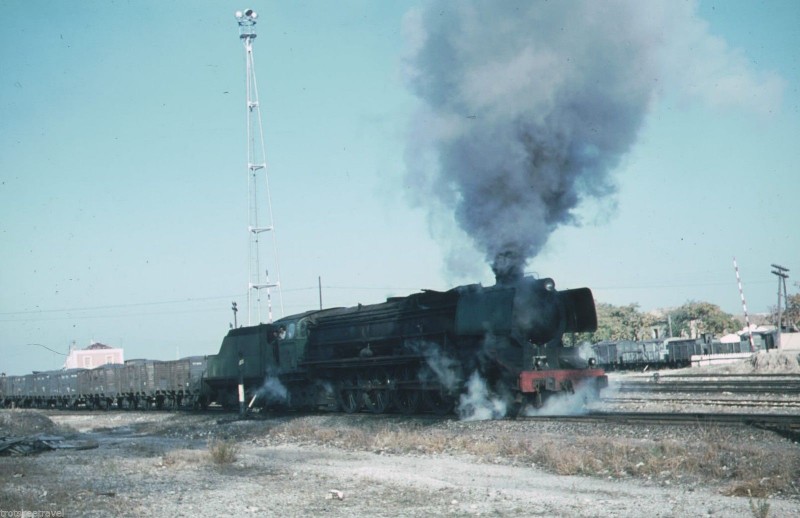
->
[1,403,799,518]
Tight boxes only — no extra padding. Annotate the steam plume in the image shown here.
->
[458,371,509,421]
[403,0,783,279]
[256,374,289,405]
[524,382,600,417]
[409,339,461,391]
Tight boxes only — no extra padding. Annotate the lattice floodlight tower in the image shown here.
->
[235,8,283,325]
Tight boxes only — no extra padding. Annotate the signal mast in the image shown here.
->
[235,8,284,325]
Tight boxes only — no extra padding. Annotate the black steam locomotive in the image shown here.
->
[1,276,608,416]
[206,274,606,415]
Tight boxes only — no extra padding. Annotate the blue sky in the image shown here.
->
[1,1,798,375]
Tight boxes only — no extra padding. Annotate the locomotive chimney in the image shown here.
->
[492,250,524,285]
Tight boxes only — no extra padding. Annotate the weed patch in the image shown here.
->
[208,439,239,465]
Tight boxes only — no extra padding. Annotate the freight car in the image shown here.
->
[0,357,208,410]
[204,275,607,415]
[591,337,759,371]
[1,369,84,409]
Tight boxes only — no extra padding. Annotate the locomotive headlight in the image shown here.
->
[588,358,597,367]
[543,278,555,291]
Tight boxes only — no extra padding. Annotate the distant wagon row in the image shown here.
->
[0,357,208,409]
[591,333,774,371]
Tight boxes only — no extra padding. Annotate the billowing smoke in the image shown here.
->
[403,0,784,280]
[408,339,461,391]
[457,371,509,421]
[524,382,598,417]
[255,373,289,406]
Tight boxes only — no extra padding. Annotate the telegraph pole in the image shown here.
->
[771,264,789,350]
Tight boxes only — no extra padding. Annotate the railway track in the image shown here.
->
[614,373,800,381]
[35,406,800,442]
[613,377,800,394]
[220,407,800,434]
[602,396,800,410]
[524,411,800,441]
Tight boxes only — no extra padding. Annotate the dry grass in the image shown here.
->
[0,483,75,516]
[747,490,771,518]
[269,418,800,497]
[0,456,137,516]
[161,448,205,468]
[208,439,239,465]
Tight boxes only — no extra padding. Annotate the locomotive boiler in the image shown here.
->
[204,275,607,415]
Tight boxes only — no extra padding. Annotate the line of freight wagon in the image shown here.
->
[0,357,208,410]
[591,333,775,372]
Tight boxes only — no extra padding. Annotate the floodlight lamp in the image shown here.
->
[251,12,258,19]
[244,9,255,17]
[235,11,244,19]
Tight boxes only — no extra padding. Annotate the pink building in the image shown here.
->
[64,342,124,369]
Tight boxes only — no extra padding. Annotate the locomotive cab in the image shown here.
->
[270,316,311,371]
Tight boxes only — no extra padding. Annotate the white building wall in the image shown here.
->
[780,332,800,351]
[64,347,124,369]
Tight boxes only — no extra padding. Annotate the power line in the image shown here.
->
[0,277,786,323]
[0,294,246,317]
[27,343,67,356]
[0,306,226,323]
[0,298,333,324]
[592,279,775,291]
[0,286,420,317]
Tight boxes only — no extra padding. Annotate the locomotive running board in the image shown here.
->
[298,354,424,370]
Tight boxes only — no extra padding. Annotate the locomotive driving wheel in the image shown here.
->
[362,367,393,414]
[335,378,363,414]
[392,365,420,415]
[422,389,454,415]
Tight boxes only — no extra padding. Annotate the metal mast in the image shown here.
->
[235,9,284,325]
[771,264,789,350]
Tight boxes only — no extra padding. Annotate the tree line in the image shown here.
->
[579,293,800,343]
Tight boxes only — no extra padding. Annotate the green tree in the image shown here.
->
[667,301,738,338]
[580,302,655,343]
[770,292,800,330]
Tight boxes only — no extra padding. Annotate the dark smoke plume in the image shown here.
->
[404,1,654,281]
[403,0,782,281]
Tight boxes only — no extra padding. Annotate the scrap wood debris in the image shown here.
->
[0,435,98,456]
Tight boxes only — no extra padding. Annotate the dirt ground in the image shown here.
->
[1,407,798,517]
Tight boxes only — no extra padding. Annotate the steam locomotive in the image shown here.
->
[1,275,608,416]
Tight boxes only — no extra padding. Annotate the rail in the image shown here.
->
[522,411,800,441]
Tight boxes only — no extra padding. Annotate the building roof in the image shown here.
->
[86,342,112,350]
